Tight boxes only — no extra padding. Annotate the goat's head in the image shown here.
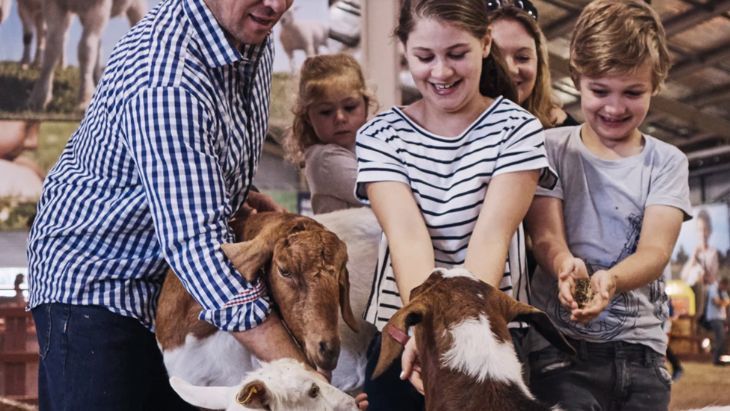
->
[222,212,359,372]
[373,268,575,388]
[170,358,359,411]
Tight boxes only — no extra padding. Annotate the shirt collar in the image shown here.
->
[183,0,267,67]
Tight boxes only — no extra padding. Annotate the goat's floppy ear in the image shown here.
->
[510,301,576,355]
[236,380,269,409]
[339,267,359,333]
[221,239,272,282]
[372,300,427,379]
[168,377,233,410]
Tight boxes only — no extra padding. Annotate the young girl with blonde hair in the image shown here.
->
[284,53,377,214]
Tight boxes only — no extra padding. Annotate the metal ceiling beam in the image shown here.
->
[669,41,730,79]
[663,0,730,36]
[683,83,730,107]
[543,13,578,39]
[540,0,730,40]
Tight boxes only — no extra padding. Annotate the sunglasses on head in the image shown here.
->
[486,0,539,21]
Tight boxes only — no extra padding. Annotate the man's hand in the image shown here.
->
[400,338,424,395]
[235,191,287,220]
[557,257,589,311]
[571,269,617,323]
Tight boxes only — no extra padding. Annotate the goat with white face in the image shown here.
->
[156,212,359,386]
[170,358,359,411]
[373,268,576,411]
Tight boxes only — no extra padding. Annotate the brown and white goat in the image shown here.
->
[156,211,359,387]
[373,267,576,411]
[170,358,359,411]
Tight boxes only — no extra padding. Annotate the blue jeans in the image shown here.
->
[528,339,671,411]
[32,303,196,411]
[710,319,726,364]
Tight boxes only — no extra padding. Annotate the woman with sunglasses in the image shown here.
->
[487,0,577,128]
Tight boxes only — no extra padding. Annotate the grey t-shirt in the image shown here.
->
[530,126,692,354]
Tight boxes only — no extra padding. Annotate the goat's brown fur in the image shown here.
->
[156,211,358,372]
[373,269,574,411]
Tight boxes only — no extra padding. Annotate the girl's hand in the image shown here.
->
[400,338,424,395]
[571,270,617,323]
[355,392,368,410]
[557,257,588,311]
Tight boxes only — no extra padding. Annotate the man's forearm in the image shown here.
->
[232,312,307,364]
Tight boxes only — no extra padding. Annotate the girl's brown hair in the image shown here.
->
[394,0,517,102]
[488,5,561,128]
[284,54,376,165]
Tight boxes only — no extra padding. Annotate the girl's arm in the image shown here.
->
[572,204,684,322]
[367,181,435,304]
[465,170,540,287]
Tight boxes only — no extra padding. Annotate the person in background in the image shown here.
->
[665,295,684,380]
[487,0,577,128]
[706,275,730,366]
[524,1,691,409]
[283,53,376,214]
[356,0,556,408]
[681,209,720,317]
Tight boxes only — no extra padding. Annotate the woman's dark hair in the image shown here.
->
[394,0,517,102]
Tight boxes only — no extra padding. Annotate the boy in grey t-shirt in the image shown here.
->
[523,1,691,410]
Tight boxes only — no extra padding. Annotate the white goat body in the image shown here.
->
[170,358,359,411]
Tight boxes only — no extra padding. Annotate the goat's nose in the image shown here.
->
[319,340,339,357]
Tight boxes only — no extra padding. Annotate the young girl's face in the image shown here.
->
[404,17,490,116]
[307,87,367,150]
[490,18,538,105]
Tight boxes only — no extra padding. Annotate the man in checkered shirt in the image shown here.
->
[26,1,302,409]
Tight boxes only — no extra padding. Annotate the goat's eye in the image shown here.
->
[308,383,320,398]
[278,266,292,277]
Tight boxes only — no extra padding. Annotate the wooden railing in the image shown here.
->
[668,314,728,361]
[0,304,38,405]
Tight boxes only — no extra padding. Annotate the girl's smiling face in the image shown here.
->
[490,18,538,105]
[404,17,491,116]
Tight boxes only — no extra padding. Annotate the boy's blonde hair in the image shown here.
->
[570,0,670,92]
[284,54,376,166]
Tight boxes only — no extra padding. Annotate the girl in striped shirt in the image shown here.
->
[356,0,555,409]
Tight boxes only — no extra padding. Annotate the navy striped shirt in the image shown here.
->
[355,97,556,330]
[27,0,274,332]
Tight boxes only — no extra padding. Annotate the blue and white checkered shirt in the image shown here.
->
[27,0,274,332]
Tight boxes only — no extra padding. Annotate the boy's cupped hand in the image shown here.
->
[557,257,589,311]
[569,270,617,323]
